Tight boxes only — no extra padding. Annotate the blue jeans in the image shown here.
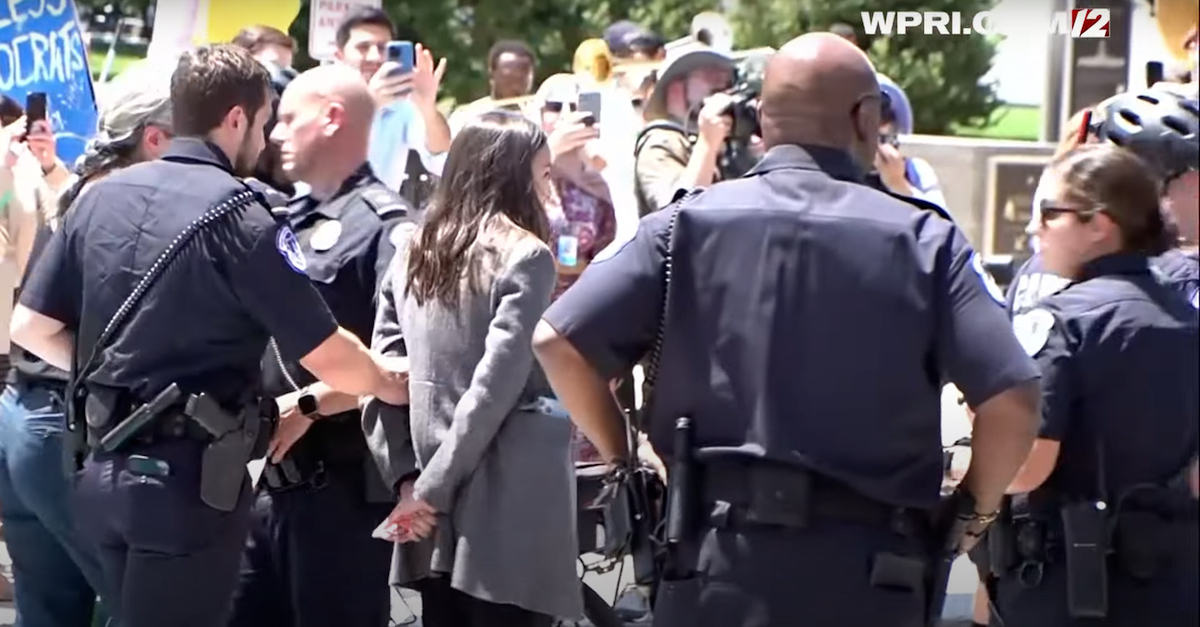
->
[0,382,104,627]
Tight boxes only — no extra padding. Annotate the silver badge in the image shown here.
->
[309,220,342,252]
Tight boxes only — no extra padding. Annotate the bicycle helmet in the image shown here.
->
[1093,88,1199,181]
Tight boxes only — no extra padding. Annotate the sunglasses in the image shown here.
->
[543,101,576,114]
[1039,200,1095,224]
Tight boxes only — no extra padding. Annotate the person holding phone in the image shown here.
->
[871,77,947,210]
[331,8,451,196]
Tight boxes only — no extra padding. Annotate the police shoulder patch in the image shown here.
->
[1012,308,1055,357]
[971,252,1006,304]
[276,226,308,273]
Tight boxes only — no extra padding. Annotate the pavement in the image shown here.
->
[0,387,982,625]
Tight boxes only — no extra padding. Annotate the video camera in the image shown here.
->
[723,52,768,143]
[714,52,770,177]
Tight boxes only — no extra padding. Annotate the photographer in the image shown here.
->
[633,45,736,216]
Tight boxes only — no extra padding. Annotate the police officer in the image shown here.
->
[533,34,1041,627]
[992,144,1198,627]
[1007,88,1199,315]
[228,65,413,627]
[8,46,409,627]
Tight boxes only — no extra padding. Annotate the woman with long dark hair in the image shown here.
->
[0,58,174,627]
[991,144,1197,626]
[367,111,582,626]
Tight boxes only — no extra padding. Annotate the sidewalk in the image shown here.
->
[0,540,978,626]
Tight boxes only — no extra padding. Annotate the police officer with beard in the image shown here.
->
[228,65,415,627]
[9,46,410,627]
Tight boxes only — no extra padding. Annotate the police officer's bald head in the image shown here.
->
[271,65,376,195]
[759,33,881,170]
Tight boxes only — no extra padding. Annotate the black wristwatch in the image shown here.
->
[297,390,319,417]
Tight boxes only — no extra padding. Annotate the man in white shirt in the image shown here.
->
[333,7,451,191]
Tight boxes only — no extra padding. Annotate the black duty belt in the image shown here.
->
[700,461,929,534]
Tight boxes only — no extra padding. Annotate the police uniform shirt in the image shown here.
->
[18,138,339,405]
[1006,253,1071,318]
[544,144,1041,509]
[261,163,412,404]
[1012,253,1198,504]
[1153,247,1200,308]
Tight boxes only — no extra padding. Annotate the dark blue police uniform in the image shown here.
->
[992,253,1199,627]
[17,138,340,627]
[1153,247,1199,308]
[1006,254,1071,318]
[543,145,1040,627]
[229,164,412,627]
[1009,250,1200,315]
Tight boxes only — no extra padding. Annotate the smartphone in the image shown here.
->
[386,41,415,75]
[1145,61,1165,88]
[578,91,602,126]
[22,92,47,141]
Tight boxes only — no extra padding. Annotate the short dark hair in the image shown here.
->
[0,93,23,126]
[1049,143,1173,256]
[231,25,295,54]
[488,40,536,70]
[335,7,394,49]
[171,45,272,137]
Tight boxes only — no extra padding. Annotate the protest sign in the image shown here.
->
[0,0,97,164]
[309,0,382,61]
[149,0,300,61]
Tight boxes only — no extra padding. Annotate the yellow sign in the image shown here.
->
[201,0,301,45]
[1155,0,1199,60]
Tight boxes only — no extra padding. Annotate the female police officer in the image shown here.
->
[994,144,1198,627]
[1007,88,1198,316]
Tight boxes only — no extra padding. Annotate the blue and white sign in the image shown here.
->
[1,0,98,164]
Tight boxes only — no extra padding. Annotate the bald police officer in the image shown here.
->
[9,46,409,627]
[229,65,414,627]
[533,34,1041,627]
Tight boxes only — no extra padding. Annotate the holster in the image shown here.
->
[187,395,261,512]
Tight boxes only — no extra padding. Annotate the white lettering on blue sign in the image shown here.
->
[0,0,97,164]
[276,227,308,273]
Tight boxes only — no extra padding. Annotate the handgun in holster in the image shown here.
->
[186,393,259,512]
[663,417,698,580]
[924,488,976,627]
[1060,500,1109,618]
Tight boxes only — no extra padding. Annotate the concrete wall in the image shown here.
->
[901,135,1057,256]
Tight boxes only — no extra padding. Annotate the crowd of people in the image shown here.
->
[0,6,1196,627]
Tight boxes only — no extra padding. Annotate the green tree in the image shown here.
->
[730,0,1003,134]
[286,0,719,107]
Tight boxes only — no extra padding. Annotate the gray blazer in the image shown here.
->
[363,231,582,620]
